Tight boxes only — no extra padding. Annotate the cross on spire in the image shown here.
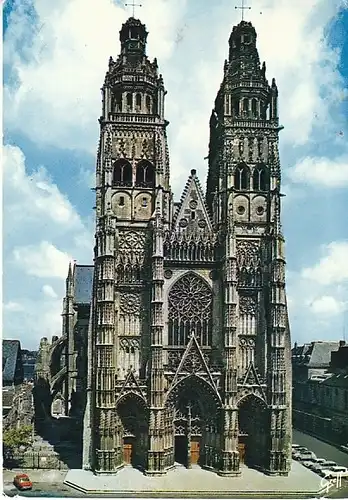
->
[235,0,251,21]
[125,0,142,17]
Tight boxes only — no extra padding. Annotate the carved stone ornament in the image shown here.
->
[239,295,257,315]
[179,218,188,228]
[182,351,203,373]
[236,240,260,268]
[120,293,140,315]
[118,231,146,252]
[198,219,207,228]
[164,269,173,279]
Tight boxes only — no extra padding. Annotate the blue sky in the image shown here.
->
[3,0,348,350]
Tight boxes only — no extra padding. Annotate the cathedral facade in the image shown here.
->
[82,17,292,477]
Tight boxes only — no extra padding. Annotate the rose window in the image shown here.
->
[168,273,212,347]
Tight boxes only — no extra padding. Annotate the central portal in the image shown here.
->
[190,438,200,465]
[175,436,188,465]
[174,436,201,467]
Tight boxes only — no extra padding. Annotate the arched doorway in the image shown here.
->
[238,395,268,469]
[166,376,220,469]
[116,394,148,469]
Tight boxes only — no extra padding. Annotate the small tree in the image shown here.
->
[3,425,33,463]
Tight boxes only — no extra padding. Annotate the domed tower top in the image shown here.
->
[119,17,148,57]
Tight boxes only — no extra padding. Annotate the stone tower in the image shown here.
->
[83,17,292,477]
[206,20,292,475]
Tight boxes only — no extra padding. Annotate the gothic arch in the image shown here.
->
[116,391,147,409]
[167,272,213,347]
[234,163,250,190]
[113,159,132,187]
[166,374,221,409]
[165,374,221,468]
[237,392,267,409]
[253,164,268,191]
[116,392,148,468]
[135,160,155,188]
[238,393,268,469]
[50,336,67,378]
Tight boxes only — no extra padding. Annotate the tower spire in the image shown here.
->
[125,1,142,18]
[235,0,251,21]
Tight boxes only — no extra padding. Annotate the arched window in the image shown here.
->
[251,98,257,117]
[145,95,151,113]
[126,93,132,111]
[235,164,249,190]
[253,165,268,191]
[113,160,132,187]
[243,98,249,114]
[115,92,122,112]
[135,93,142,111]
[168,273,212,347]
[135,160,155,188]
[233,99,239,117]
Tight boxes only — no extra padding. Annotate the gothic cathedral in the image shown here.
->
[82,17,292,477]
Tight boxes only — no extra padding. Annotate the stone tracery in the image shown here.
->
[168,273,212,347]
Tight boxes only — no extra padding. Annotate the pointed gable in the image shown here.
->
[243,362,262,386]
[172,169,213,233]
[169,334,220,400]
[116,369,146,403]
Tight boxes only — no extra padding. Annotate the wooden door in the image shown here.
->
[238,443,246,463]
[123,443,132,464]
[191,439,200,465]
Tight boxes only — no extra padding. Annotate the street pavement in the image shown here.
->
[3,432,348,498]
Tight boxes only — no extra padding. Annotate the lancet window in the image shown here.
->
[135,93,142,112]
[235,163,249,190]
[126,92,132,111]
[112,160,132,187]
[253,165,268,191]
[145,95,152,113]
[135,160,155,188]
[168,273,212,347]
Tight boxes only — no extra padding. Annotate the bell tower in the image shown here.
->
[207,21,292,475]
[85,16,171,473]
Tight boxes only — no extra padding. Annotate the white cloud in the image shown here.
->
[42,284,58,299]
[3,301,24,312]
[3,144,93,347]
[4,0,347,188]
[3,0,348,347]
[289,155,348,187]
[287,240,348,343]
[301,241,348,285]
[309,295,347,316]
[13,241,71,279]
[4,297,64,349]
[3,145,83,229]
[3,0,187,153]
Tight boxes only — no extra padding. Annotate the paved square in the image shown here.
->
[65,461,328,497]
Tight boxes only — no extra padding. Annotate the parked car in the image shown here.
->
[293,450,317,461]
[306,458,327,470]
[13,473,32,491]
[292,444,302,449]
[302,458,326,469]
[312,461,337,474]
[292,446,308,457]
[320,466,348,479]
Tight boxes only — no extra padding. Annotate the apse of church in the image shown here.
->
[83,17,292,478]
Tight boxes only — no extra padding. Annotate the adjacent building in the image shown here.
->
[3,339,24,417]
[35,264,93,419]
[292,340,348,447]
